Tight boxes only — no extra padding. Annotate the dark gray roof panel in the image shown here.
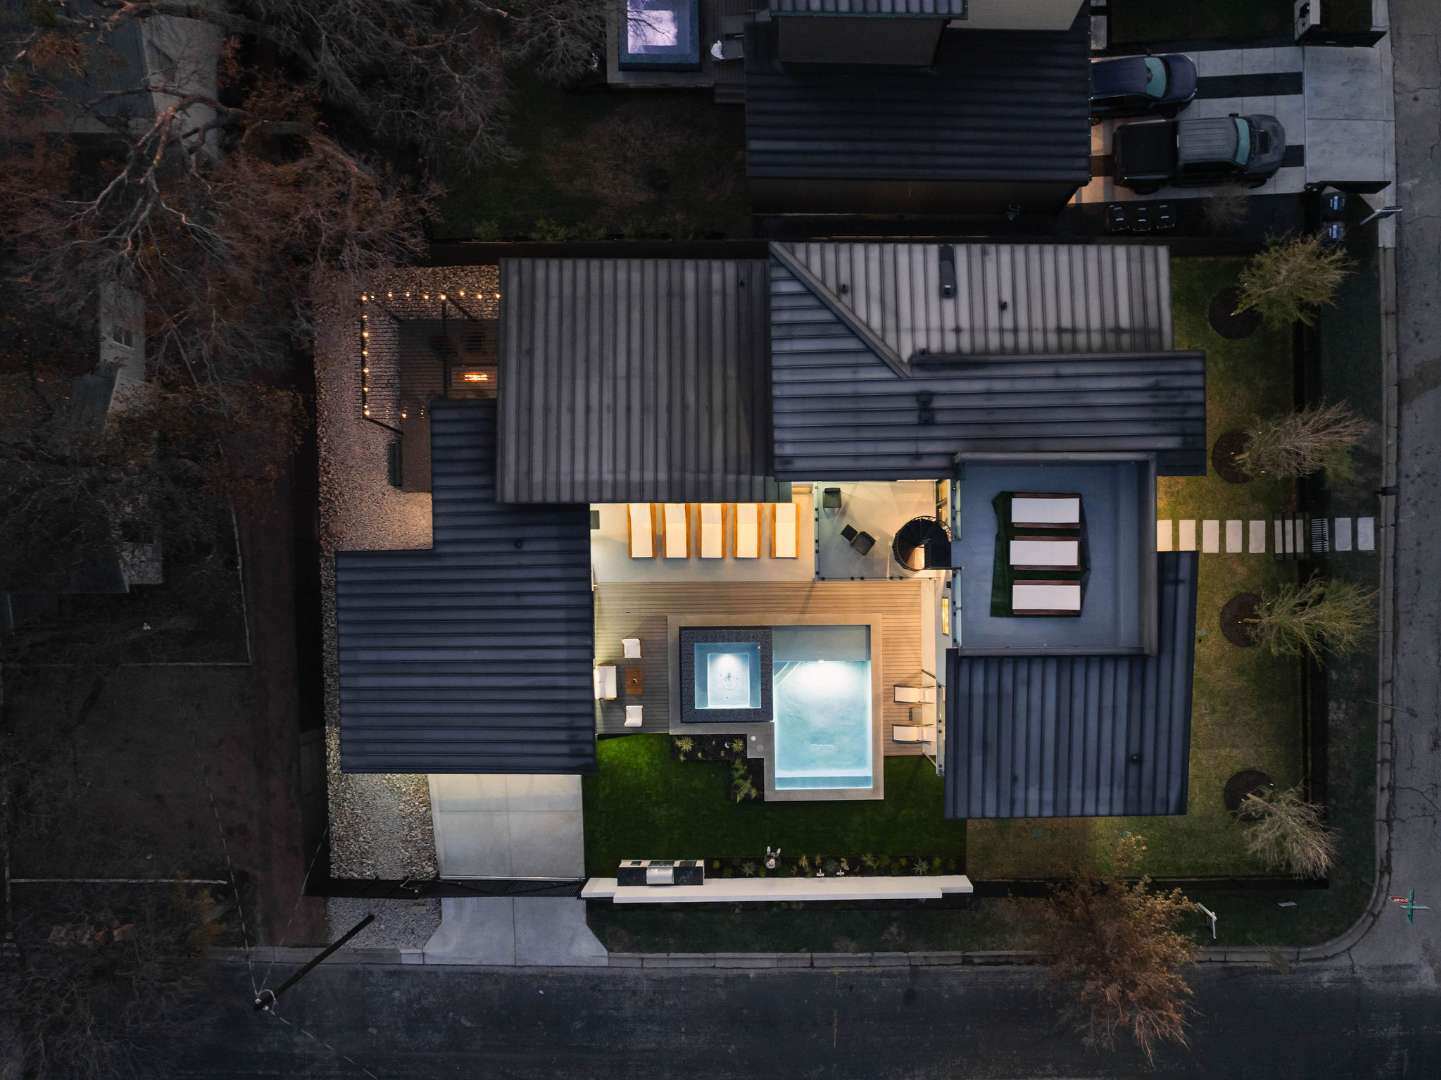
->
[336,401,595,774]
[745,17,1091,184]
[498,258,787,505]
[768,0,968,14]
[944,553,1197,819]
[776,242,1174,358]
[769,258,1208,479]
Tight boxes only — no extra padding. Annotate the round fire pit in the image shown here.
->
[1211,429,1253,484]
[1224,769,1274,815]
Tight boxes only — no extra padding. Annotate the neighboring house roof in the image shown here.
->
[774,242,1174,359]
[767,0,968,14]
[943,552,1197,819]
[497,258,788,505]
[334,400,595,774]
[769,254,1208,479]
[744,16,1090,187]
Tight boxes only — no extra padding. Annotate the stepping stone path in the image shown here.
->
[1155,515,1377,555]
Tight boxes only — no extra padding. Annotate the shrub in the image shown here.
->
[1236,401,1372,479]
[1249,577,1376,661]
[1235,234,1352,328]
[1039,834,1197,1063]
[1240,787,1337,877]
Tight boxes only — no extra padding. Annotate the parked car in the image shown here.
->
[1113,114,1287,194]
[1090,53,1199,121]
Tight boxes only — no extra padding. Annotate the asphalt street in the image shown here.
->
[163,961,1438,1079]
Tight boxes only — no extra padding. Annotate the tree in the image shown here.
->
[1234,234,1352,328]
[1038,834,1198,1063]
[1248,576,1376,661]
[1239,786,1337,878]
[1236,401,1371,479]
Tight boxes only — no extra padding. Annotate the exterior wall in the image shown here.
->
[777,16,945,65]
[960,0,1084,30]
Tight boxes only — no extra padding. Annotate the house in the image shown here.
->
[609,0,1093,217]
[332,240,1204,891]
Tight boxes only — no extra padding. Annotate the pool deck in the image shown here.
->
[593,581,930,760]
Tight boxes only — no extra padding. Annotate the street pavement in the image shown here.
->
[165,960,1439,1079]
[1352,0,1441,982]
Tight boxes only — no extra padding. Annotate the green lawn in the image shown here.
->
[583,735,965,877]
[435,77,750,241]
[1109,0,1291,45]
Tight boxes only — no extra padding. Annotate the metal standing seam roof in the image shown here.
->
[776,242,1175,358]
[767,0,968,14]
[335,400,596,774]
[768,255,1208,479]
[497,258,788,505]
[744,16,1091,183]
[943,552,1198,819]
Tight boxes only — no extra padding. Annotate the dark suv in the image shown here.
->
[1090,53,1199,121]
[1114,114,1287,194]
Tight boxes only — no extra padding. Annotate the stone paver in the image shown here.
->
[1249,519,1267,553]
[1156,519,1173,552]
[1335,516,1354,551]
[1202,519,1221,553]
[1178,519,1197,551]
[1357,516,1376,551]
[1225,520,1243,553]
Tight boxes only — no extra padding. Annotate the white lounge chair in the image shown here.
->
[594,665,618,701]
[733,503,759,558]
[699,503,724,559]
[1013,581,1082,615]
[624,705,644,728]
[622,637,642,659]
[894,685,937,705]
[662,503,688,559]
[627,503,654,558]
[1011,493,1081,530]
[1009,537,1080,570]
[892,725,936,744]
[772,502,798,559]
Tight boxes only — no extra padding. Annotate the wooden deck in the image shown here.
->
[594,580,932,755]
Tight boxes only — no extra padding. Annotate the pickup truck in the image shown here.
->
[1113,114,1286,194]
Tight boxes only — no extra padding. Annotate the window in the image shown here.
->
[1233,117,1251,166]
[1143,56,1168,99]
[618,0,699,70]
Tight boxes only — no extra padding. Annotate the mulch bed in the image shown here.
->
[1211,429,1253,484]
[1220,592,1261,647]
[1224,769,1274,815]
[1208,286,1263,340]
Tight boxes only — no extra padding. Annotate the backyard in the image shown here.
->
[582,255,1382,952]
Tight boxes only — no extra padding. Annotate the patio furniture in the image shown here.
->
[627,503,655,558]
[625,667,644,696]
[663,503,689,558]
[622,637,642,659]
[773,502,798,558]
[840,524,858,543]
[1009,537,1081,571]
[851,530,876,556]
[699,503,724,559]
[892,725,936,744]
[1012,580,1083,616]
[894,685,937,705]
[625,705,644,728]
[734,503,760,558]
[1010,493,1081,530]
[594,665,618,701]
[822,487,843,511]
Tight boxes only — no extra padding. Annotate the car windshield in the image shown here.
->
[1234,116,1251,165]
[1144,56,1167,99]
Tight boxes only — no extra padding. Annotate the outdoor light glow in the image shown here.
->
[462,372,489,383]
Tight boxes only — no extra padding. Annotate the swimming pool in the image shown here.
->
[771,627,873,791]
